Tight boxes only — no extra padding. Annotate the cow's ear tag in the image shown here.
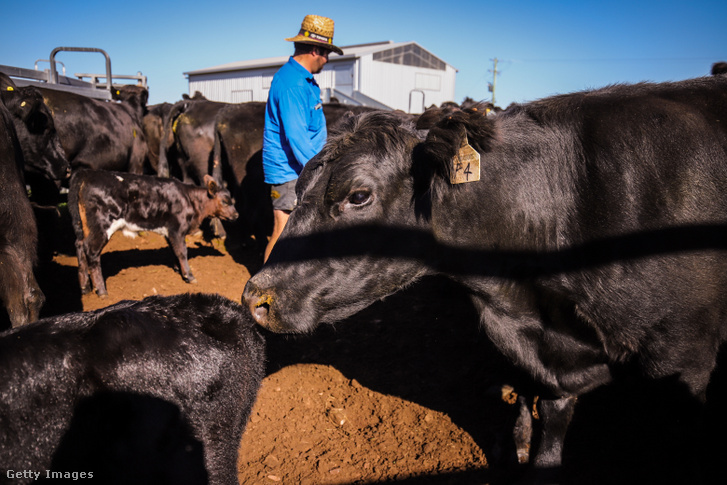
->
[450,134,480,184]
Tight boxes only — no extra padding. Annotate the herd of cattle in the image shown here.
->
[1,61,727,483]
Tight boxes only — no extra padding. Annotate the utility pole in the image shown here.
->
[488,57,499,105]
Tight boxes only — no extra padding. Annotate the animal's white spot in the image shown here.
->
[106,219,169,240]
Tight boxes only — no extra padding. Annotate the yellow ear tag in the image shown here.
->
[450,134,480,184]
[20,101,26,107]
[133,128,137,138]
[6,86,14,91]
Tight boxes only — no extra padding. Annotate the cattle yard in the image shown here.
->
[2,50,727,485]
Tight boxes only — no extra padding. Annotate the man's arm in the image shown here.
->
[277,87,320,167]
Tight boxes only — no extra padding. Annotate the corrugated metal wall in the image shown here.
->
[188,61,358,104]
[188,68,277,103]
[187,52,455,113]
[358,55,456,113]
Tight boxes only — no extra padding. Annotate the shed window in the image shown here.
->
[373,44,445,71]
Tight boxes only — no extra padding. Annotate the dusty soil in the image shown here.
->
[28,213,727,485]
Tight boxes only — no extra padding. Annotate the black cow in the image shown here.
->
[141,101,173,176]
[39,85,148,173]
[0,76,70,181]
[210,102,384,248]
[212,101,382,192]
[0,80,70,329]
[0,292,265,485]
[160,98,229,185]
[69,169,238,297]
[243,75,727,482]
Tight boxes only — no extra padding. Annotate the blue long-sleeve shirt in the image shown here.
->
[262,57,327,184]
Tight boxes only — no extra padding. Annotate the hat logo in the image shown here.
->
[285,15,343,55]
[300,29,330,43]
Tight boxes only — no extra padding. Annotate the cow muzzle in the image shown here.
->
[242,281,278,331]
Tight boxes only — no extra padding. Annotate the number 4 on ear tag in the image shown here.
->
[450,134,480,184]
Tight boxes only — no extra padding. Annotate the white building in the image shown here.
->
[184,41,457,114]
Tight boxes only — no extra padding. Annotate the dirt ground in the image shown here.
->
[28,213,727,485]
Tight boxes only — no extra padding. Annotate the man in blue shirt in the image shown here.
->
[262,14,343,262]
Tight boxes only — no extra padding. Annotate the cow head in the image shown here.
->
[0,83,70,181]
[243,111,436,333]
[203,174,238,221]
[112,85,149,118]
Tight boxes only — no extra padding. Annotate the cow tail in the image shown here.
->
[159,100,189,180]
[67,172,86,242]
[129,128,148,175]
[212,111,225,186]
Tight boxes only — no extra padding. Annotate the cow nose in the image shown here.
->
[243,283,273,326]
[248,295,270,324]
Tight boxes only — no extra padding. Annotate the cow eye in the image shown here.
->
[348,190,371,206]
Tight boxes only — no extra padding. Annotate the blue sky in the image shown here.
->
[2,0,725,107]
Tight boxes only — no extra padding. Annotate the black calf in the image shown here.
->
[0,293,265,484]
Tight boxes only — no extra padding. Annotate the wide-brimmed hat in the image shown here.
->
[285,15,343,55]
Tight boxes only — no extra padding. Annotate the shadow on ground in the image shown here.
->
[261,275,727,485]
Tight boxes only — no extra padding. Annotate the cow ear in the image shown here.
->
[204,175,219,195]
[7,90,43,125]
[425,106,494,161]
[0,72,17,91]
[414,105,494,197]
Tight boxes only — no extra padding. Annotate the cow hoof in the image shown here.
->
[185,277,198,285]
[98,293,108,299]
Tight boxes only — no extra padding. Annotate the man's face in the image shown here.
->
[311,48,330,74]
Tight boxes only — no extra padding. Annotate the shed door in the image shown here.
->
[334,66,353,96]
[231,90,253,103]
[409,90,425,114]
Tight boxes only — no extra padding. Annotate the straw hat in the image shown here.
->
[285,15,343,55]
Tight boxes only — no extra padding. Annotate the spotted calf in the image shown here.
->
[69,168,238,297]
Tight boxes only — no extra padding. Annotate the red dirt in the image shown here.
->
[32,221,727,485]
[38,230,499,484]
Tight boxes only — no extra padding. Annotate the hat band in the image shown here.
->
[299,29,333,44]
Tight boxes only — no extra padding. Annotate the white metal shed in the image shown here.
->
[184,41,457,114]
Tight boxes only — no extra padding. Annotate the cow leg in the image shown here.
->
[528,395,577,484]
[0,250,45,327]
[513,394,534,464]
[198,416,244,485]
[83,234,109,298]
[128,136,147,174]
[74,238,93,294]
[166,234,195,283]
[209,217,227,239]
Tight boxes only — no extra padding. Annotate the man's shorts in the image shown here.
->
[270,179,298,212]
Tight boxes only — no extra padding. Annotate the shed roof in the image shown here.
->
[184,41,455,76]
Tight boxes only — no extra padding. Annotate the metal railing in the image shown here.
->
[50,47,112,91]
[0,47,147,101]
